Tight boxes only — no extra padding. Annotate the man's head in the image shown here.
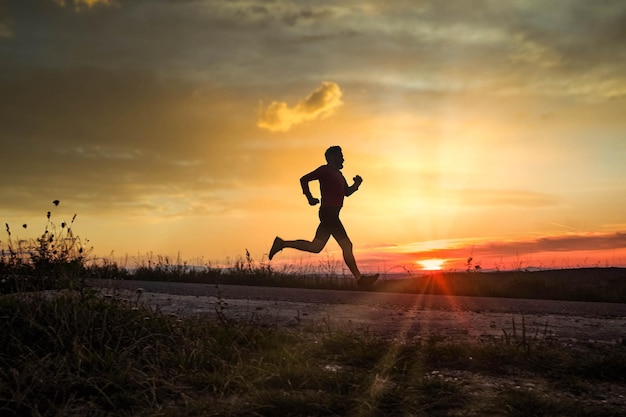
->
[325,146,344,169]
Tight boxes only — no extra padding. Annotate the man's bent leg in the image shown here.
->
[279,223,330,255]
[283,237,327,253]
[270,236,326,260]
[270,216,330,260]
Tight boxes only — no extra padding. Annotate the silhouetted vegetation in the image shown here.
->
[2,203,625,416]
[376,268,626,303]
[1,201,90,293]
[3,202,626,304]
[1,290,624,417]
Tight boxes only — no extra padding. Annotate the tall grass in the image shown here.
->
[377,268,626,303]
[3,203,626,303]
[1,290,624,417]
[1,201,90,293]
[2,203,625,416]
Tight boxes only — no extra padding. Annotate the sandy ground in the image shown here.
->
[96,286,626,345]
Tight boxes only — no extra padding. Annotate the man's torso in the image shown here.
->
[314,165,346,207]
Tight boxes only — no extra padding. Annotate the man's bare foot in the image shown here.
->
[268,237,284,260]
[357,274,379,289]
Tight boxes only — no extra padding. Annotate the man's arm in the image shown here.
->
[300,169,320,206]
[345,175,363,197]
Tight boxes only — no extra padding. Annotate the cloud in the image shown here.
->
[0,23,11,38]
[0,68,266,217]
[7,0,622,104]
[0,0,12,38]
[257,81,343,132]
[281,6,335,26]
[408,232,626,261]
[52,0,115,10]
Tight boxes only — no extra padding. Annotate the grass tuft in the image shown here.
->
[1,201,90,293]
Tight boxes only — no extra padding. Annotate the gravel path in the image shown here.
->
[90,279,626,345]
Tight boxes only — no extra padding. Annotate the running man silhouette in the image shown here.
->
[269,146,379,288]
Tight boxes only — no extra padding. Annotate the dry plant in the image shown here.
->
[1,200,91,293]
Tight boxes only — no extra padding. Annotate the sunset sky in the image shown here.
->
[2,0,626,273]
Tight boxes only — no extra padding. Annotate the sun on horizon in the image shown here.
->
[417,259,446,271]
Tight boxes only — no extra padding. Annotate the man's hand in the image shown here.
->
[345,175,363,197]
[307,196,320,206]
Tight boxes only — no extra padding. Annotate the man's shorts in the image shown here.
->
[316,207,348,240]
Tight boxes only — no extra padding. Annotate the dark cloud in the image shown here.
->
[281,6,335,26]
[52,0,115,11]
[334,1,626,98]
[0,67,262,216]
[514,1,626,62]
[3,0,620,105]
[0,1,13,38]
[2,68,209,153]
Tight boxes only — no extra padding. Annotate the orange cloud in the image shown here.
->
[257,81,343,132]
[398,232,626,268]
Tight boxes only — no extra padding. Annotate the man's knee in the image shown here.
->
[311,239,326,253]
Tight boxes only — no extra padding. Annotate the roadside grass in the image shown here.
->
[381,268,626,303]
[80,252,626,304]
[1,202,90,294]
[1,203,626,415]
[2,202,626,303]
[1,290,625,417]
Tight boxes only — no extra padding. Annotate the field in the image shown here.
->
[2,286,626,417]
[2,261,626,416]
[1,216,626,416]
[377,267,626,303]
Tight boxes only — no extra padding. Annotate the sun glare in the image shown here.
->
[418,259,446,271]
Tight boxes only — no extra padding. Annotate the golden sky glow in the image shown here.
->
[2,0,626,272]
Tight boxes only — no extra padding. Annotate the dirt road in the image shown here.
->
[90,279,626,344]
